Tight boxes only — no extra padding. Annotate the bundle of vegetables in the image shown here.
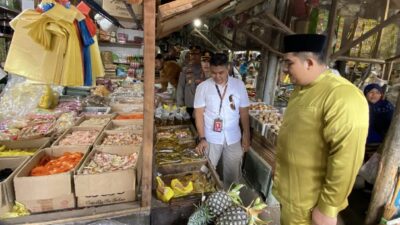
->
[30,152,83,176]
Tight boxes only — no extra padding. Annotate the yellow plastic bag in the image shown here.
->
[156,176,174,203]
[0,202,30,219]
[38,85,54,109]
[171,178,193,197]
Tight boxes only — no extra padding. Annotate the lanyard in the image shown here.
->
[215,84,228,115]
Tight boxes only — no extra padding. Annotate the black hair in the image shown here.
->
[190,45,202,51]
[210,53,229,67]
[293,52,326,65]
[155,54,163,60]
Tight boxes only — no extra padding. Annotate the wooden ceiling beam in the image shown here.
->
[239,29,284,56]
[264,12,295,34]
[192,28,221,51]
[157,0,230,38]
[331,11,400,60]
[212,29,246,49]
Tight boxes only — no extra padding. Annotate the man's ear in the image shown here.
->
[305,57,315,70]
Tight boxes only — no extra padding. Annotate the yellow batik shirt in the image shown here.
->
[272,69,369,217]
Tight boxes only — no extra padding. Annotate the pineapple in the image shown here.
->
[216,197,270,225]
[205,184,244,217]
[215,206,248,225]
[187,204,213,225]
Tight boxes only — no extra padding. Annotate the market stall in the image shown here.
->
[0,0,154,224]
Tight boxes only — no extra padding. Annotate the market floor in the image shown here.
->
[239,184,370,225]
[340,188,371,225]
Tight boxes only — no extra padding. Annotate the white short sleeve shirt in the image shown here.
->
[194,76,250,145]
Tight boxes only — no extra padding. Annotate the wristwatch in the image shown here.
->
[198,137,206,142]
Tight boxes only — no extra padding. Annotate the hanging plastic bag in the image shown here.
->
[0,75,46,120]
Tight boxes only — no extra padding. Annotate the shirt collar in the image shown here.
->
[300,69,330,90]
[214,76,230,88]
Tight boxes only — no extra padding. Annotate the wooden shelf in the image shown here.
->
[0,5,20,15]
[98,41,143,48]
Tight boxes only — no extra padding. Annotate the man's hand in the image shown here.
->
[312,207,337,225]
[242,134,250,152]
[196,140,208,155]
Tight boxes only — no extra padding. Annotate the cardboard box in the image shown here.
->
[13,146,89,213]
[81,107,111,115]
[0,157,29,216]
[102,0,143,20]
[105,119,143,132]
[52,127,103,147]
[110,103,143,113]
[76,114,115,128]
[74,147,140,207]
[0,138,51,157]
[94,131,142,153]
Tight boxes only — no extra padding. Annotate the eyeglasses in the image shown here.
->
[229,95,236,110]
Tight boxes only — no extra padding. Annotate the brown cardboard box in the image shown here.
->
[0,157,29,216]
[13,146,89,213]
[94,131,142,153]
[74,147,140,207]
[102,0,143,20]
[104,119,143,132]
[76,114,115,128]
[110,103,144,113]
[0,138,51,157]
[52,127,103,147]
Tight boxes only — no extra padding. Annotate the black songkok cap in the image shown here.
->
[283,34,327,53]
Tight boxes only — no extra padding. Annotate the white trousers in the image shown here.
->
[206,141,243,190]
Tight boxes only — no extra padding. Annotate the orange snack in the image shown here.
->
[30,152,84,176]
[115,114,144,120]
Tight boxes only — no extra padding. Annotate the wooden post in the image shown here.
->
[372,0,390,58]
[255,49,269,100]
[365,94,400,224]
[384,62,394,81]
[141,0,155,208]
[324,0,338,63]
[331,12,400,60]
[262,0,287,105]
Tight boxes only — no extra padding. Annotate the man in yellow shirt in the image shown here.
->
[272,34,369,225]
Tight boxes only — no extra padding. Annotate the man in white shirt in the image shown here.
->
[194,53,251,189]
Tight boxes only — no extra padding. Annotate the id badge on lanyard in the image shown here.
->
[214,84,227,133]
[213,118,223,132]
